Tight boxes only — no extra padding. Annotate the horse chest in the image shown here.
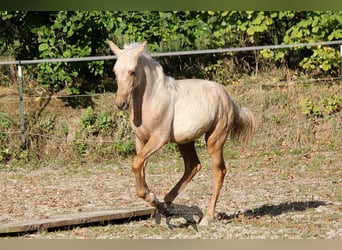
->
[130,110,169,141]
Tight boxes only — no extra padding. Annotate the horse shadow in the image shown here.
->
[154,203,203,231]
[155,200,328,230]
[216,200,328,221]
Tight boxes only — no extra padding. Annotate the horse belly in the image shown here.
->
[172,107,215,144]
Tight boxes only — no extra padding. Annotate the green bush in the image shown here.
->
[284,11,342,75]
[0,112,14,163]
[321,95,341,115]
[80,106,113,135]
[1,11,342,92]
[300,94,341,119]
[112,140,135,156]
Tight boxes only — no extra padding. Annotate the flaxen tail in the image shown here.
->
[230,102,256,144]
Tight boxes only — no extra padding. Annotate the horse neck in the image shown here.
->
[133,56,164,105]
[131,56,165,127]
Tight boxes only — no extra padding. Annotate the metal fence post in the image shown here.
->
[340,45,342,79]
[17,61,25,149]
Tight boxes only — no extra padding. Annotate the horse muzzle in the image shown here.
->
[115,99,130,110]
[115,100,129,110]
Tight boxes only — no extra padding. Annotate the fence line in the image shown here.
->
[0,92,114,102]
[0,75,341,103]
[0,40,342,66]
[0,131,21,135]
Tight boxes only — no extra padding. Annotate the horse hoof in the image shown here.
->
[198,217,209,227]
[145,192,160,207]
[157,202,171,216]
[198,220,208,227]
[198,215,215,227]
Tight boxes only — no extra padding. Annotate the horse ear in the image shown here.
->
[107,40,122,56]
[134,41,147,57]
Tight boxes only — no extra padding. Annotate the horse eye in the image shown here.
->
[129,71,136,77]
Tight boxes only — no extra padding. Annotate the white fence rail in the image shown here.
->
[1,40,342,65]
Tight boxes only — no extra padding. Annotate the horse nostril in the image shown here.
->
[116,103,124,110]
[116,102,129,110]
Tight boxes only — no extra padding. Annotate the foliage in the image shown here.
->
[300,97,324,119]
[1,11,342,93]
[321,95,341,115]
[284,11,342,75]
[32,11,115,93]
[71,139,87,155]
[300,94,341,119]
[111,140,135,156]
[204,58,226,83]
[39,116,56,131]
[0,112,14,162]
[80,106,113,135]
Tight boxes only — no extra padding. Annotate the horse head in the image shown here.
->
[108,40,147,110]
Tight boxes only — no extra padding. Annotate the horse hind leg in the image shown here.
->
[164,141,201,205]
[199,132,227,226]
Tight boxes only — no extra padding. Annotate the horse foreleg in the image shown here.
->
[164,141,201,205]
[132,135,166,208]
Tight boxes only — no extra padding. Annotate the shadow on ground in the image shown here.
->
[155,200,329,230]
[155,203,203,231]
[216,200,329,220]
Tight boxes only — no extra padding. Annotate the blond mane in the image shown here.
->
[124,42,177,90]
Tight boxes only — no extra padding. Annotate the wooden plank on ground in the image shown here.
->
[0,207,155,235]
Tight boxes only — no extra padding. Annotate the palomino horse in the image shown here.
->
[108,41,255,226]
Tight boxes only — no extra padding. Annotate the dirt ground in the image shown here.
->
[0,144,341,238]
